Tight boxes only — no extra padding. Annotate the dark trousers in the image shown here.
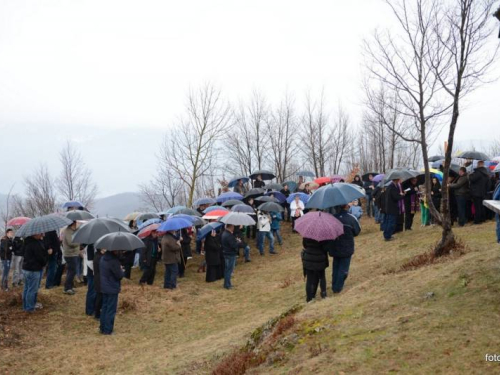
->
[472,196,484,224]
[64,256,79,292]
[164,263,178,289]
[54,263,65,286]
[95,292,103,319]
[332,256,352,293]
[85,270,96,316]
[305,269,326,302]
[140,258,157,285]
[178,258,187,278]
[383,214,397,240]
[456,195,468,226]
[292,216,299,232]
[246,225,257,239]
[404,213,415,230]
[206,264,220,282]
[124,264,132,279]
[100,293,119,334]
[45,256,57,289]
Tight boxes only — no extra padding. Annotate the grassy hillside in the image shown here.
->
[1,218,499,374]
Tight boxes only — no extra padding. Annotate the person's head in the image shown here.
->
[248,198,254,205]
[298,176,304,183]
[167,230,176,236]
[238,179,243,186]
[69,221,77,230]
[151,230,158,239]
[459,167,467,176]
[392,178,401,184]
[294,195,300,202]
[5,228,14,238]
[283,184,288,191]
[354,175,360,182]
[32,233,43,240]
[477,160,485,168]
[128,220,135,229]
[269,193,274,198]
[368,174,373,181]
[410,177,417,185]
[257,174,262,181]
[352,199,359,206]
[432,177,440,186]
[225,224,234,232]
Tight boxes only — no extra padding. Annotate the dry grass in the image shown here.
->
[1,218,499,374]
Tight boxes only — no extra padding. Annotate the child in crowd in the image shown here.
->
[349,199,363,220]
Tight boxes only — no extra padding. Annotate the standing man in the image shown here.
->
[43,230,60,289]
[384,179,405,241]
[253,174,265,189]
[99,250,124,335]
[469,161,490,224]
[450,167,470,227]
[62,221,80,295]
[403,178,419,231]
[363,174,376,218]
[0,229,15,291]
[161,230,181,290]
[221,224,239,289]
[139,230,160,285]
[22,234,47,312]
[280,184,291,221]
[10,232,24,288]
[257,210,276,255]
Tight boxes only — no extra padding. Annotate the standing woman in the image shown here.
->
[430,177,442,225]
[352,175,363,188]
[290,195,305,233]
[204,229,222,282]
[161,230,181,290]
[62,221,80,295]
[403,178,419,231]
[301,238,329,302]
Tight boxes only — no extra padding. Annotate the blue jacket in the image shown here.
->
[100,252,124,294]
[329,210,361,258]
[349,205,363,220]
[270,212,282,230]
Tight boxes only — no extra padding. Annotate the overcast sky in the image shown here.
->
[0,0,499,197]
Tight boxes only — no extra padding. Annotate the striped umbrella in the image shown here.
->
[16,214,73,238]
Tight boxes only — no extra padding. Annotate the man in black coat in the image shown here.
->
[204,230,222,282]
[363,174,376,217]
[302,238,330,302]
[43,230,60,289]
[22,234,47,312]
[330,206,361,293]
[221,225,241,289]
[383,179,405,241]
[469,161,491,224]
[139,232,160,285]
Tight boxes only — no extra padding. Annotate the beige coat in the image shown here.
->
[62,226,80,257]
[161,233,181,265]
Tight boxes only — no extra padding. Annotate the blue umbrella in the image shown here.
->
[231,204,255,214]
[171,213,205,226]
[157,217,193,232]
[227,176,250,188]
[194,197,216,206]
[295,171,315,178]
[138,218,163,231]
[62,201,85,209]
[203,205,229,214]
[265,190,286,203]
[286,192,310,204]
[216,192,244,203]
[306,183,366,210]
[196,222,224,241]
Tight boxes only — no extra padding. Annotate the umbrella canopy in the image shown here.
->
[124,212,142,221]
[299,182,319,190]
[193,197,216,207]
[362,172,379,182]
[244,188,265,199]
[456,151,490,161]
[6,217,31,227]
[258,202,284,212]
[94,232,145,251]
[136,213,161,223]
[202,210,230,220]
[62,201,85,209]
[264,183,283,191]
[196,222,224,241]
[157,217,193,232]
[295,170,315,178]
[73,218,130,244]
[385,168,419,182]
[220,212,256,226]
[431,160,461,176]
[137,218,163,231]
[295,211,344,242]
[16,214,73,238]
[221,199,245,208]
[286,192,310,204]
[255,196,279,203]
[372,174,385,183]
[416,170,443,186]
[494,163,500,173]
[282,181,298,192]
[203,205,228,214]
[428,155,445,162]
[176,208,202,217]
[138,223,161,239]
[314,177,332,186]
[306,183,366,210]
[65,210,95,222]
[331,175,345,183]
[265,190,286,203]
[216,192,244,203]
[231,204,255,214]
[171,214,205,226]
[227,176,250,188]
[249,170,276,180]
[164,206,187,215]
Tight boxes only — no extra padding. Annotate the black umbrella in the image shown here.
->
[385,168,419,182]
[221,199,244,208]
[65,210,95,221]
[94,232,145,251]
[456,151,491,161]
[244,188,265,199]
[361,172,379,182]
[295,170,315,178]
[136,213,160,222]
[73,218,130,244]
[258,202,284,212]
[255,196,279,203]
[16,214,73,238]
[264,183,283,191]
[177,208,202,217]
[428,155,445,162]
[249,170,276,180]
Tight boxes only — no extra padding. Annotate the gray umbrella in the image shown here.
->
[264,183,283,191]
[65,210,95,221]
[428,155,445,162]
[221,199,244,208]
[231,204,255,214]
[258,202,284,212]
[94,231,145,251]
[456,150,491,161]
[177,208,202,217]
[136,212,161,222]
[220,212,256,226]
[73,218,130,244]
[295,170,315,178]
[255,196,279,203]
[15,214,73,238]
[385,168,419,182]
[244,188,265,199]
[249,170,276,180]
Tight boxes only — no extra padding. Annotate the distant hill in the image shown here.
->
[92,192,146,219]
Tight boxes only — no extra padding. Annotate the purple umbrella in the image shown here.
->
[265,190,286,203]
[216,192,244,203]
[372,174,385,183]
[295,211,344,242]
[331,175,345,183]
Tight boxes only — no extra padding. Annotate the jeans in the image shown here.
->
[85,271,96,316]
[374,205,381,223]
[140,258,157,285]
[379,213,385,231]
[496,214,500,243]
[223,255,236,289]
[163,263,178,289]
[45,256,57,289]
[243,245,250,261]
[11,255,23,285]
[100,293,119,334]
[332,256,352,293]
[64,256,79,291]
[383,214,397,240]
[23,270,41,312]
[76,256,83,279]
[272,229,283,245]
[257,231,275,254]
[1,260,11,290]
[455,195,467,227]
[305,269,326,302]
[366,193,374,217]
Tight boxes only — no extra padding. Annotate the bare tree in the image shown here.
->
[57,141,98,208]
[328,104,354,175]
[14,165,57,217]
[0,184,16,231]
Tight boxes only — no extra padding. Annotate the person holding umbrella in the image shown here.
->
[22,233,48,312]
[221,224,240,289]
[43,230,61,289]
[253,174,265,189]
[179,227,192,278]
[290,195,305,233]
[62,221,81,295]
[203,226,223,282]
[161,230,182,290]
[449,167,470,227]
[0,229,15,291]
[469,160,491,224]
[352,175,363,188]
[139,230,160,285]
[403,178,419,231]
[233,179,248,195]
[98,250,124,334]
[257,209,276,255]
[280,184,291,221]
[384,179,405,241]
[430,177,442,225]
[363,174,376,218]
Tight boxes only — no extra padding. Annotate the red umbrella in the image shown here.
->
[202,210,230,220]
[7,217,31,227]
[314,177,332,186]
[138,223,160,239]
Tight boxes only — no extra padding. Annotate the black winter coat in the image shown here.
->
[12,237,24,256]
[100,252,124,294]
[385,183,404,215]
[301,238,330,271]
[140,237,159,267]
[221,230,239,256]
[22,237,48,272]
[43,230,61,261]
[329,210,361,258]
[93,250,104,293]
[469,167,490,198]
[0,237,14,261]
[204,233,222,266]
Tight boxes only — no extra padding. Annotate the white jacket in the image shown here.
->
[290,200,305,217]
[257,213,271,232]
